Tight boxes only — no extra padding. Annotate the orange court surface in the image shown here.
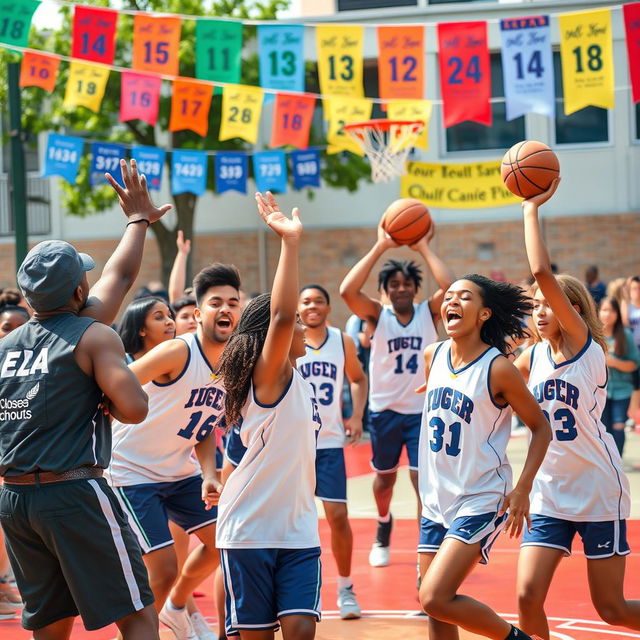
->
[3,433,640,640]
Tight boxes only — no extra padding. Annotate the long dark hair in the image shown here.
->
[601,296,626,358]
[218,293,271,429]
[461,274,533,354]
[118,296,173,355]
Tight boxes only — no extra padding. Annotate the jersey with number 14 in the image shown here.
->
[528,336,630,521]
[369,302,437,414]
[420,341,513,526]
[108,332,224,487]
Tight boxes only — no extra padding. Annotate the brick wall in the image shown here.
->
[2,211,639,327]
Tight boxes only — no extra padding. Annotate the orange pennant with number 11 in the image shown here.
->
[169,79,213,137]
[20,51,60,92]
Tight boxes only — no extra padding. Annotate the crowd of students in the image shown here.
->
[0,163,639,640]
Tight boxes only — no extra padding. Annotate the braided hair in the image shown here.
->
[461,274,533,355]
[218,293,272,429]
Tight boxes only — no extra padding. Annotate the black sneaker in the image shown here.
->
[376,514,393,547]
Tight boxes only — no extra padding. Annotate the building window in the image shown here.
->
[338,0,417,9]
[553,52,608,145]
[429,0,495,3]
[445,53,525,153]
[635,102,640,141]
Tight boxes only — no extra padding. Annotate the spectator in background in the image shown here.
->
[171,296,197,336]
[0,306,30,339]
[621,276,640,426]
[169,231,191,304]
[585,265,607,306]
[599,296,640,458]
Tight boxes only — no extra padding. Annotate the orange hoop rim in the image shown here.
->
[343,119,424,132]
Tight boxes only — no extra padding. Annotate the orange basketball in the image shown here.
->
[501,140,560,199]
[381,198,432,246]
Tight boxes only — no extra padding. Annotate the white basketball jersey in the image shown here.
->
[297,327,346,450]
[108,332,224,486]
[369,301,437,414]
[420,341,513,526]
[216,369,321,549]
[528,336,631,521]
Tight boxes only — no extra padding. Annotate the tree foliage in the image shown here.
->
[1,0,371,281]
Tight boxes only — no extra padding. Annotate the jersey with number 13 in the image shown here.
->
[108,332,224,486]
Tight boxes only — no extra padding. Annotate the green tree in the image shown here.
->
[2,0,370,283]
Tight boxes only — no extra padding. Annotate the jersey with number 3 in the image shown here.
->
[369,302,437,414]
[108,332,224,486]
[297,327,345,449]
[528,336,630,521]
[419,341,513,526]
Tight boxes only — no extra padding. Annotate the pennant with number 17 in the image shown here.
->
[558,9,614,115]
[500,16,554,120]
[169,79,213,137]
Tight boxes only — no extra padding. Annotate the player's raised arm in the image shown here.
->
[522,178,587,349]
[409,223,455,323]
[82,159,172,325]
[252,192,303,400]
[339,221,397,326]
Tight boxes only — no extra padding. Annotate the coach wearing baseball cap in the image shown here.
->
[0,159,170,639]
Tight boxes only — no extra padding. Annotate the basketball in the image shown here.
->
[381,198,432,246]
[501,140,560,199]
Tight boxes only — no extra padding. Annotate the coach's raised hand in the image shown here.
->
[255,191,302,241]
[106,158,173,224]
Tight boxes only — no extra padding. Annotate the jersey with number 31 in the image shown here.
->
[369,302,437,414]
[108,332,224,486]
[528,336,630,521]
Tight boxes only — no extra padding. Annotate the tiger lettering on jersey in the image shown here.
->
[427,386,474,424]
[177,384,225,442]
[387,336,423,353]
[299,360,337,406]
[531,378,580,410]
[183,385,225,410]
[0,349,49,378]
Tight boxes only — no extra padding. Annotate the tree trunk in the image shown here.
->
[150,192,197,287]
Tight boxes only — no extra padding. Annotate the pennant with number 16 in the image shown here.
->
[500,16,554,120]
[120,71,162,126]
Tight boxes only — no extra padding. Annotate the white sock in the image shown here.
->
[338,576,353,590]
[167,598,184,611]
[378,512,391,523]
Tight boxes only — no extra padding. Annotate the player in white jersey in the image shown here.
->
[340,220,455,567]
[515,180,639,638]
[419,274,550,640]
[217,193,321,640]
[297,284,367,619]
[107,263,242,640]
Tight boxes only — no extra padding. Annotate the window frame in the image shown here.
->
[632,100,640,145]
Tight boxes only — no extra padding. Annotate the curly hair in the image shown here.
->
[218,293,271,429]
[460,274,533,354]
[378,259,422,292]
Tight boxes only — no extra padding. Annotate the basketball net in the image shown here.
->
[344,120,425,184]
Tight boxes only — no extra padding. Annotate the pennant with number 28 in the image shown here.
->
[500,16,554,120]
[438,22,492,127]
[558,9,614,115]
[219,85,264,144]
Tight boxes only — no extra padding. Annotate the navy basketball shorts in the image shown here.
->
[418,512,507,565]
[220,547,322,637]
[0,478,154,631]
[522,515,631,559]
[369,410,421,473]
[114,475,217,553]
[315,448,347,503]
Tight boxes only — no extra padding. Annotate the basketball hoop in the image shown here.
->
[343,119,425,183]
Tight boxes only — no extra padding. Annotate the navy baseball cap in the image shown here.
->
[17,240,95,312]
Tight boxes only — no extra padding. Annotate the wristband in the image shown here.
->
[127,218,150,228]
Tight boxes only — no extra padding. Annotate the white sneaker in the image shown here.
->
[190,610,218,640]
[337,586,362,619]
[368,543,390,567]
[159,601,197,640]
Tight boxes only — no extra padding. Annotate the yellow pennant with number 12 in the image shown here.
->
[316,25,364,100]
[559,9,614,115]
[63,61,110,113]
[219,85,264,144]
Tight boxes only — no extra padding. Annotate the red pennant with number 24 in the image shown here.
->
[438,22,491,128]
[270,93,316,149]
[120,71,162,126]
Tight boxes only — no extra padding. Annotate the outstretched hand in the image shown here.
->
[255,191,302,240]
[106,158,172,224]
[176,230,191,255]
[522,177,561,210]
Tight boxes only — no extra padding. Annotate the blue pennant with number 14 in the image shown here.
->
[500,16,555,120]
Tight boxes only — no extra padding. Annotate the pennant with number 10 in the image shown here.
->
[19,51,59,91]
[559,9,614,115]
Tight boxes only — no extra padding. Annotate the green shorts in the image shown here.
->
[0,477,154,631]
